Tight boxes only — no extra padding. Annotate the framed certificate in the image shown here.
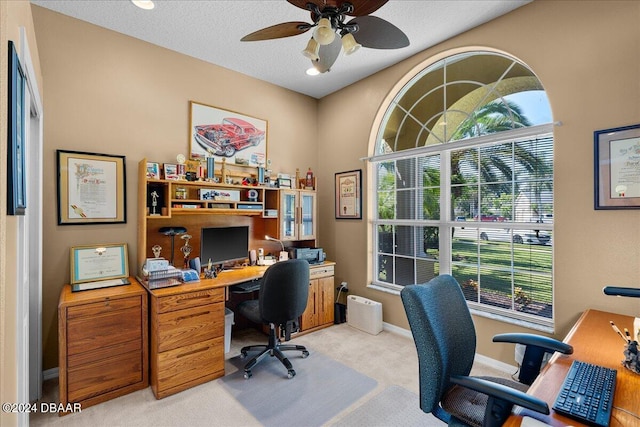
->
[70,243,129,285]
[57,150,127,224]
[594,124,640,209]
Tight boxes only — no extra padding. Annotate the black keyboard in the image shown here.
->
[230,279,262,293]
[553,360,617,427]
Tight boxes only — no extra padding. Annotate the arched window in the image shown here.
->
[371,51,554,329]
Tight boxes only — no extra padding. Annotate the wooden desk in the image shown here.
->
[145,261,335,398]
[505,309,640,426]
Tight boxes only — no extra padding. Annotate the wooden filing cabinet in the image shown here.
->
[58,280,148,413]
[300,263,335,332]
[148,286,225,399]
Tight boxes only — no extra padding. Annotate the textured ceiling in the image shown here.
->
[30,0,530,99]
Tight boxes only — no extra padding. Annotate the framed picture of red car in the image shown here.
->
[189,101,268,167]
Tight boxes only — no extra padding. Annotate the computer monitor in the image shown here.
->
[200,225,249,268]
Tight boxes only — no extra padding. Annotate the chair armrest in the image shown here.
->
[493,333,573,385]
[450,375,549,427]
[493,333,573,355]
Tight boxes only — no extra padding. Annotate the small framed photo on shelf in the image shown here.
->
[164,163,178,180]
[277,177,292,189]
[146,162,160,180]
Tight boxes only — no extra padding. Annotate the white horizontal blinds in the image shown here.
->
[449,133,554,326]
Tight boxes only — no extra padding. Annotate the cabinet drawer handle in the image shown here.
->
[182,294,212,301]
[176,345,210,358]
[176,310,210,321]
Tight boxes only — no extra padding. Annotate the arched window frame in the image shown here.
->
[369,50,555,331]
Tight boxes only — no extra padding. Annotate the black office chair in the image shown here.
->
[236,259,310,379]
[401,274,573,427]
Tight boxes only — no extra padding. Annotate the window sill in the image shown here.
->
[368,283,554,334]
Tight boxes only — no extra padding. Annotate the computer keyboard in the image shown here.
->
[553,360,617,427]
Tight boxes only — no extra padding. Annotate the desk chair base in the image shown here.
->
[239,323,309,379]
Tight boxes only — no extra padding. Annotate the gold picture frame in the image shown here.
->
[70,243,129,284]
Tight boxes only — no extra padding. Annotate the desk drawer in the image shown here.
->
[310,264,334,279]
[67,307,141,356]
[156,337,224,392]
[67,296,141,319]
[156,288,224,313]
[67,350,142,402]
[156,303,224,353]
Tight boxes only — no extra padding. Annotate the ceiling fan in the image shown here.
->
[241,0,409,73]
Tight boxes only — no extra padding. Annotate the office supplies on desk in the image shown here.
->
[552,360,616,427]
[610,321,628,342]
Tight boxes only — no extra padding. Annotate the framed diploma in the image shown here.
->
[70,243,130,289]
[335,169,362,219]
[57,150,127,224]
[594,124,640,209]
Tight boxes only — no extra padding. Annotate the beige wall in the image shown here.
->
[318,0,640,364]
[1,1,43,424]
[17,0,640,384]
[31,5,318,371]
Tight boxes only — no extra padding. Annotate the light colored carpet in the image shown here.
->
[332,385,445,427]
[221,349,377,427]
[31,323,515,426]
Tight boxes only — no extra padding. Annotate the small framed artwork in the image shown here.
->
[594,124,640,209]
[164,163,178,180]
[57,150,127,225]
[146,162,160,179]
[335,169,362,219]
[7,41,26,216]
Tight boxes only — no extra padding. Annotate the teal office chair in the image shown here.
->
[401,275,573,427]
[237,259,310,379]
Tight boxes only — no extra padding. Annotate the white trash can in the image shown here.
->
[225,308,234,353]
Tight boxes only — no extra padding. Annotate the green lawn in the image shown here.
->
[452,238,552,304]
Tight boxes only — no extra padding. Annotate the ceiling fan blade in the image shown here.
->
[241,22,311,42]
[313,36,342,73]
[350,15,409,49]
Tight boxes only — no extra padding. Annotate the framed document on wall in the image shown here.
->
[335,169,362,219]
[57,150,127,224]
[594,124,640,209]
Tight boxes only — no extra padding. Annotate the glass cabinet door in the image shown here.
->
[280,190,297,240]
[298,191,316,240]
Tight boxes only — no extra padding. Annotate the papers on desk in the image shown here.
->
[71,278,130,292]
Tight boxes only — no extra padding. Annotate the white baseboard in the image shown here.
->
[383,321,518,376]
[43,367,58,381]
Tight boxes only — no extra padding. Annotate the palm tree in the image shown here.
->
[448,99,550,218]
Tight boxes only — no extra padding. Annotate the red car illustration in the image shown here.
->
[194,118,265,157]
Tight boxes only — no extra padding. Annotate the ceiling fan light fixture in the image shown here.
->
[341,32,361,56]
[313,18,336,45]
[131,0,155,10]
[301,38,320,61]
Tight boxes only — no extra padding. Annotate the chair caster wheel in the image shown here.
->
[240,351,247,359]
[243,371,252,379]
[302,350,310,358]
[287,369,296,379]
